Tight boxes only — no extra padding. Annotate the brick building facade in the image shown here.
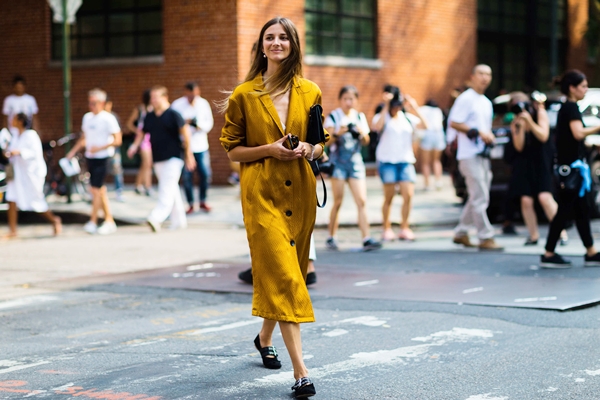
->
[0,0,592,183]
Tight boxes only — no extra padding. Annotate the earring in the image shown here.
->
[263,53,266,58]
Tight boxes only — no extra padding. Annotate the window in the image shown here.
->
[477,0,567,96]
[305,0,377,59]
[51,0,162,60]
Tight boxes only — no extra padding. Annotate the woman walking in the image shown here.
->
[220,17,327,397]
[541,70,600,268]
[4,113,61,238]
[324,85,381,251]
[418,100,446,190]
[126,89,153,196]
[372,91,428,241]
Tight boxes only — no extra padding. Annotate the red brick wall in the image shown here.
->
[567,0,595,80]
[0,0,239,184]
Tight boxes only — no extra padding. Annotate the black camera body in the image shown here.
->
[510,101,532,115]
[346,123,361,139]
[189,117,198,128]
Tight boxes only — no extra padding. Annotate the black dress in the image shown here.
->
[509,112,554,198]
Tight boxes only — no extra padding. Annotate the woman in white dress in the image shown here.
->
[4,113,61,238]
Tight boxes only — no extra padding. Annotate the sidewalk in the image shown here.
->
[45,174,463,228]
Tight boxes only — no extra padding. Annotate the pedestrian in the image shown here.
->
[171,81,214,213]
[418,99,446,190]
[448,64,503,251]
[219,17,326,398]
[128,86,195,232]
[66,88,121,235]
[541,70,600,268]
[125,89,153,196]
[371,90,428,241]
[508,92,564,246]
[324,85,381,251]
[2,75,38,136]
[104,97,125,202]
[3,113,61,239]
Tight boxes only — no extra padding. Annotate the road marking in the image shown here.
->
[188,319,261,335]
[465,395,508,400]
[514,296,557,303]
[187,263,214,271]
[67,330,111,339]
[0,295,58,310]
[128,339,167,347]
[0,361,51,375]
[337,316,387,327]
[220,327,495,394]
[354,279,379,287]
[585,369,600,376]
[463,287,484,294]
[575,378,585,383]
[322,329,348,337]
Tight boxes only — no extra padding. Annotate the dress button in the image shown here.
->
[285,210,292,217]
[285,180,292,186]
[290,240,295,247]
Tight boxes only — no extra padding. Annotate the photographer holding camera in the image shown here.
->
[372,89,428,241]
[508,91,563,246]
[324,85,381,251]
[448,64,503,251]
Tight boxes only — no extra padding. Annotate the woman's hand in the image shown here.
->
[126,144,138,159]
[517,110,533,129]
[5,150,19,157]
[404,94,419,111]
[269,135,304,161]
[382,92,394,104]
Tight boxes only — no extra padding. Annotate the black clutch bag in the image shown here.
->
[306,104,326,145]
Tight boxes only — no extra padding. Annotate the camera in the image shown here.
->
[189,117,198,128]
[510,101,531,115]
[346,123,361,139]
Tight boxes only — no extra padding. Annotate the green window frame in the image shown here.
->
[305,0,377,59]
[51,0,162,60]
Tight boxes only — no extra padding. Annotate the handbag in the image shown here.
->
[4,163,14,181]
[305,104,328,208]
[555,164,583,192]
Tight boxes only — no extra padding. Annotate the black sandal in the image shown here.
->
[292,377,316,398]
[524,238,538,246]
[254,334,281,369]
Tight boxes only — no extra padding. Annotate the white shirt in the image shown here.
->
[81,110,121,159]
[373,111,420,164]
[171,96,214,153]
[447,88,493,160]
[417,105,444,134]
[2,94,38,135]
[324,108,369,154]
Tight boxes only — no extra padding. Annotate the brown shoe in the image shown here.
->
[478,238,504,251]
[453,235,475,247]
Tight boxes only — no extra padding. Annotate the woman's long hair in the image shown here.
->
[217,17,302,113]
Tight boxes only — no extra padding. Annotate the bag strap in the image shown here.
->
[310,159,327,208]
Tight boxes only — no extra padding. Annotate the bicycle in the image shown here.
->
[43,133,91,202]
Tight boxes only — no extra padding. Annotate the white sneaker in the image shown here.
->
[147,219,161,233]
[83,221,97,234]
[97,221,117,235]
[115,193,126,203]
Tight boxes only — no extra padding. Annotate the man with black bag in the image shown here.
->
[448,64,503,251]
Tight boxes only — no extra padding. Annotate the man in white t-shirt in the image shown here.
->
[67,88,122,235]
[448,64,503,251]
[171,81,214,214]
[2,75,39,136]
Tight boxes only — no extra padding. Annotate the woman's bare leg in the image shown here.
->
[521,195,539,240]
[347,177,370,240]
[279,321,309,380]
[420,149,432,188]
[399,181,414,230]
[7,202,18,237]
[382,183,396,240]
[328,178,346,239]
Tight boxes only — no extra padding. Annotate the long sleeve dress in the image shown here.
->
[220,75,328,323]
[6,129,48,212]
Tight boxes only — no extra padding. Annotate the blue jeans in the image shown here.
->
[182,151,211,205]
[110,148,124,193]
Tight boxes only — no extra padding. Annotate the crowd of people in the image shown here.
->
[0,76,216,237]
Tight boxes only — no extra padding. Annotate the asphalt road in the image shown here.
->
[1,225,600,399]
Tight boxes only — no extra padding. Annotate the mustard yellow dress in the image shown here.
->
[220,75,328,323]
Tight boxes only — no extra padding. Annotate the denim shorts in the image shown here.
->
[419,130,446,151]
[331,160,366,180]
[378,162,416,184]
